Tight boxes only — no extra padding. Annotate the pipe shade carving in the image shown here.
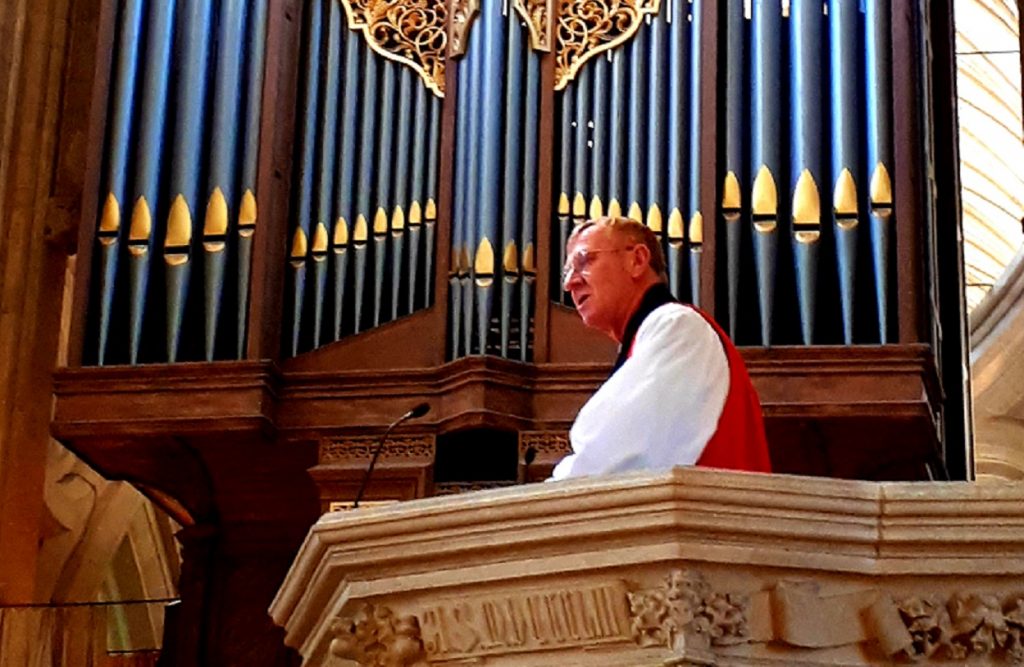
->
[340,0,448,96]
[554,0,660,91]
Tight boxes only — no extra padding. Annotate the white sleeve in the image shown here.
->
[551,305,730,479]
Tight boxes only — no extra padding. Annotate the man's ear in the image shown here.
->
[629,243,652,278]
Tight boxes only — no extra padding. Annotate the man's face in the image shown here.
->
[562,226,643,342]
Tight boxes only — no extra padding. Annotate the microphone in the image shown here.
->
[353,402,431,509]
[518,446,537,484]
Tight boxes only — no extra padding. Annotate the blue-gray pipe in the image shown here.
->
[96,0,144,364]
[128,0,176,363]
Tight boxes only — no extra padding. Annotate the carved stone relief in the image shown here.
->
[892,593,1024,662]
[339,0,448,96]
[418,582,633,660]
[628,569,750,655]
[320,568,1024,665]
[329,603,428,667]
[625,572,1024,664]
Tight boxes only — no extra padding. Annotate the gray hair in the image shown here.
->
[568,216,668,281]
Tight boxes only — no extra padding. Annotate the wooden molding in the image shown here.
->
[53,345,942,484]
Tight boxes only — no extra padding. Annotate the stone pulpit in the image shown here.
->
[270,468,1024,666]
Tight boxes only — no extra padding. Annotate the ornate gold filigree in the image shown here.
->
[340,0,448,97]
[448,0,479,57]
[513,0,552,51]
[555,0,660,90]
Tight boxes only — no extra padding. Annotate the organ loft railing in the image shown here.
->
[60,0,968,493]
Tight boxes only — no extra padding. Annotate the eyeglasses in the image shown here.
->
[561,245,636,287]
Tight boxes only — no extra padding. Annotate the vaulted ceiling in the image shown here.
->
[959,0,1024,480]
[956,0,1022,311]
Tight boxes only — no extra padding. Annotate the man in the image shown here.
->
[550,216,771,479]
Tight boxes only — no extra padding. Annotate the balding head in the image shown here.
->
[567,216,668,282]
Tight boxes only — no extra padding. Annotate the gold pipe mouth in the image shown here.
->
[791,170,821,226]
[688,212,703,245]
[753,217,777,234]
[792,221,821,245]
[751,166,778,217]
[290,228,308,259]
[239,189,258,227]
[647,203,663,233]
[98,226,119,247]
[373,208,388,237]
[474,239,494,276]
[667,208,684,242]
[870,163,893,206]
[522,243,536,275]
[835,213,859,231]
[557,192,570,216]
[572,192,587,219]
[164,246,191,266]
[353,214,368,245]
[721,171,742,211]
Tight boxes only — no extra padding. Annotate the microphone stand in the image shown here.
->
[353,403,429,509]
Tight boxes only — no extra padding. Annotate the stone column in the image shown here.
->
[0,0,76,605]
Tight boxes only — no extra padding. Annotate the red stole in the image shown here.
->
[628,306,772,473]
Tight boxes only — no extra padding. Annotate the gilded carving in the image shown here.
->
[628,570,750,654]
[519,431,571,457]
[329,603,427,667]
[513,0,552,51]
[554,0,660,90]
[339,0,448,96]
[320,435,435,463]
[447,0,478,57]
[893,593,1024,662]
